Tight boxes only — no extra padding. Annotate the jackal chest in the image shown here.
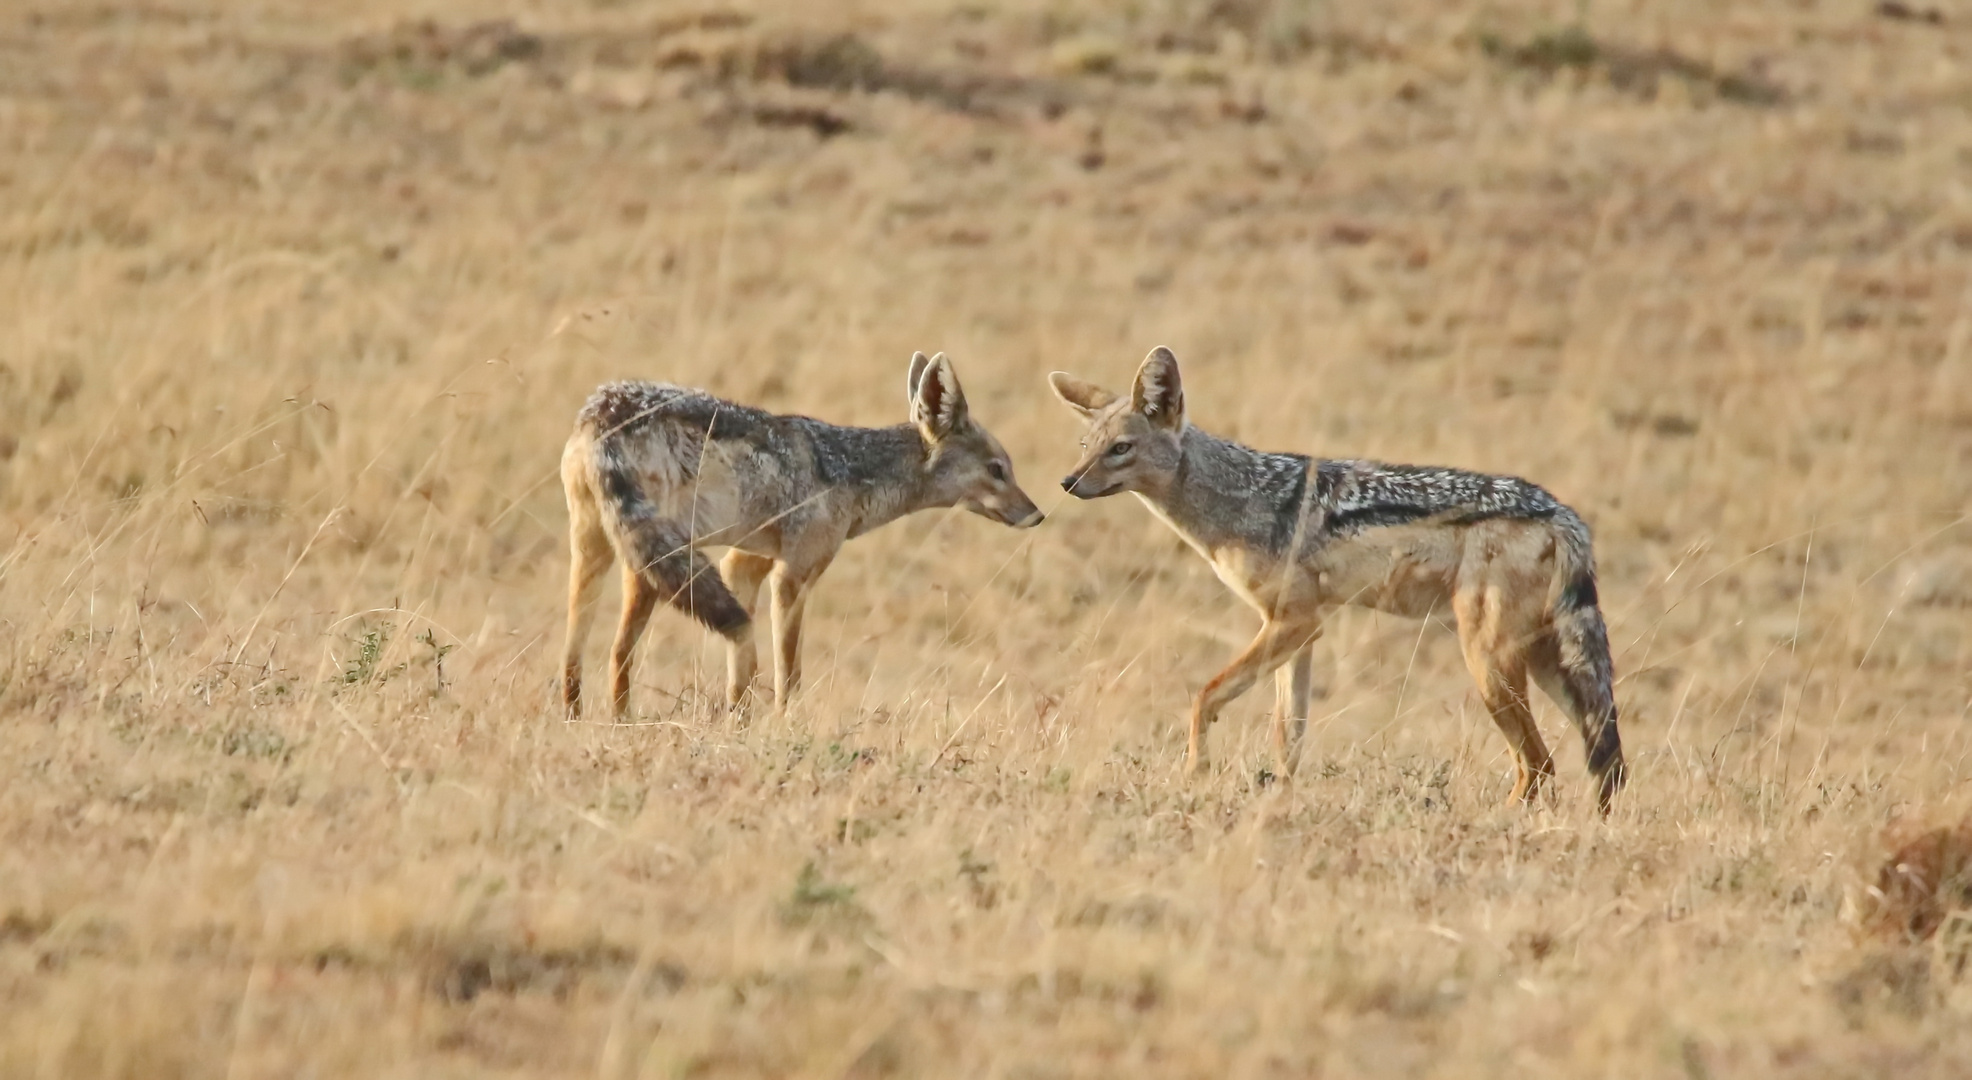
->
[1201,545,1305,613]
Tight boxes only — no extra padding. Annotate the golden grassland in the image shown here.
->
[3,0,1971,1075]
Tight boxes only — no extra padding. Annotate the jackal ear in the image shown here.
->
[1131,346,1185,431]
[911,352,968,442]
[906,351,931,402]
[1048,371,1117,419]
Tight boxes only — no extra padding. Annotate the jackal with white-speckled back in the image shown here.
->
[561,351,1042,718]
[1049,347,1626,813]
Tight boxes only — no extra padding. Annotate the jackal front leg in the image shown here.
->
[1269,640,1318,780]
[769,556,833,709]
[720,550,774,709]
[1189,618,1321,780]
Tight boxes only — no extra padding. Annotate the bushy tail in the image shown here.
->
[1549,508,1626,811]
[594,450,750,641]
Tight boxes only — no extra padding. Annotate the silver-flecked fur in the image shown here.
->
[1050,347,1625,812]
[562,352,1042,718]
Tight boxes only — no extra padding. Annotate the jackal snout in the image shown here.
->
[963,480,1045,528]
[986,496,1046,528]
[910,350,1045,530]
[1058,472,1114,498]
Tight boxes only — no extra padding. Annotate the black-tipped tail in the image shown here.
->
[635,517,751,639]
[1550,508,1626,811]
[597,454,750,641]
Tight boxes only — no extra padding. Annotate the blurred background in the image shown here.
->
[1,1,1969,1075]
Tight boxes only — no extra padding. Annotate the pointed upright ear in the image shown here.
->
[911,352,968,441]
[1048,371,1118,419]
[906,351,931,402]
[1131,346,1185,431]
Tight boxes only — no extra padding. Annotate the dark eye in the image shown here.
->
[986,461,1008,482]
[1107,441,1133,457]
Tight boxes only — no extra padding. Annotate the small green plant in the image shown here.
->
[220,726,292,763]
[958,848,992,883]
[822,741,876,773]
[339,625,406,687]
[341,627,387,684]
[1478,24,1783,105]
[783,862,862,926]
[1479,26,1598,73]
[792,862,854,906]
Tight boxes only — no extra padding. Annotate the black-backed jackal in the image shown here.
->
[1049,348,1627,812]
[562,352,1042,717]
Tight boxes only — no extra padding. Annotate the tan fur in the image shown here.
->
[562,353,1042,718]
[1050,349,1627,811]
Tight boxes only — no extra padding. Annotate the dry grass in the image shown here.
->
[3,0,1971,1075]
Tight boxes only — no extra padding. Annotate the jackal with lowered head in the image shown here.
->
[1049,348,1626,812]
[562,352,1042,717]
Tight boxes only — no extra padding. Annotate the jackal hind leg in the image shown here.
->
[608,562,661,718]
[1269,640,1318,780]
[1190,618,1321,781]
[1453,591,1554,806]
[769,556,833,709]
[720,550,774,709]
[562,506,615,719]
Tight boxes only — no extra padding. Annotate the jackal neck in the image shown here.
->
[1140,428,1313,554]
[803,422,938,538]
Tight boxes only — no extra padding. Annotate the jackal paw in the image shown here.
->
[725,686,760,716]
